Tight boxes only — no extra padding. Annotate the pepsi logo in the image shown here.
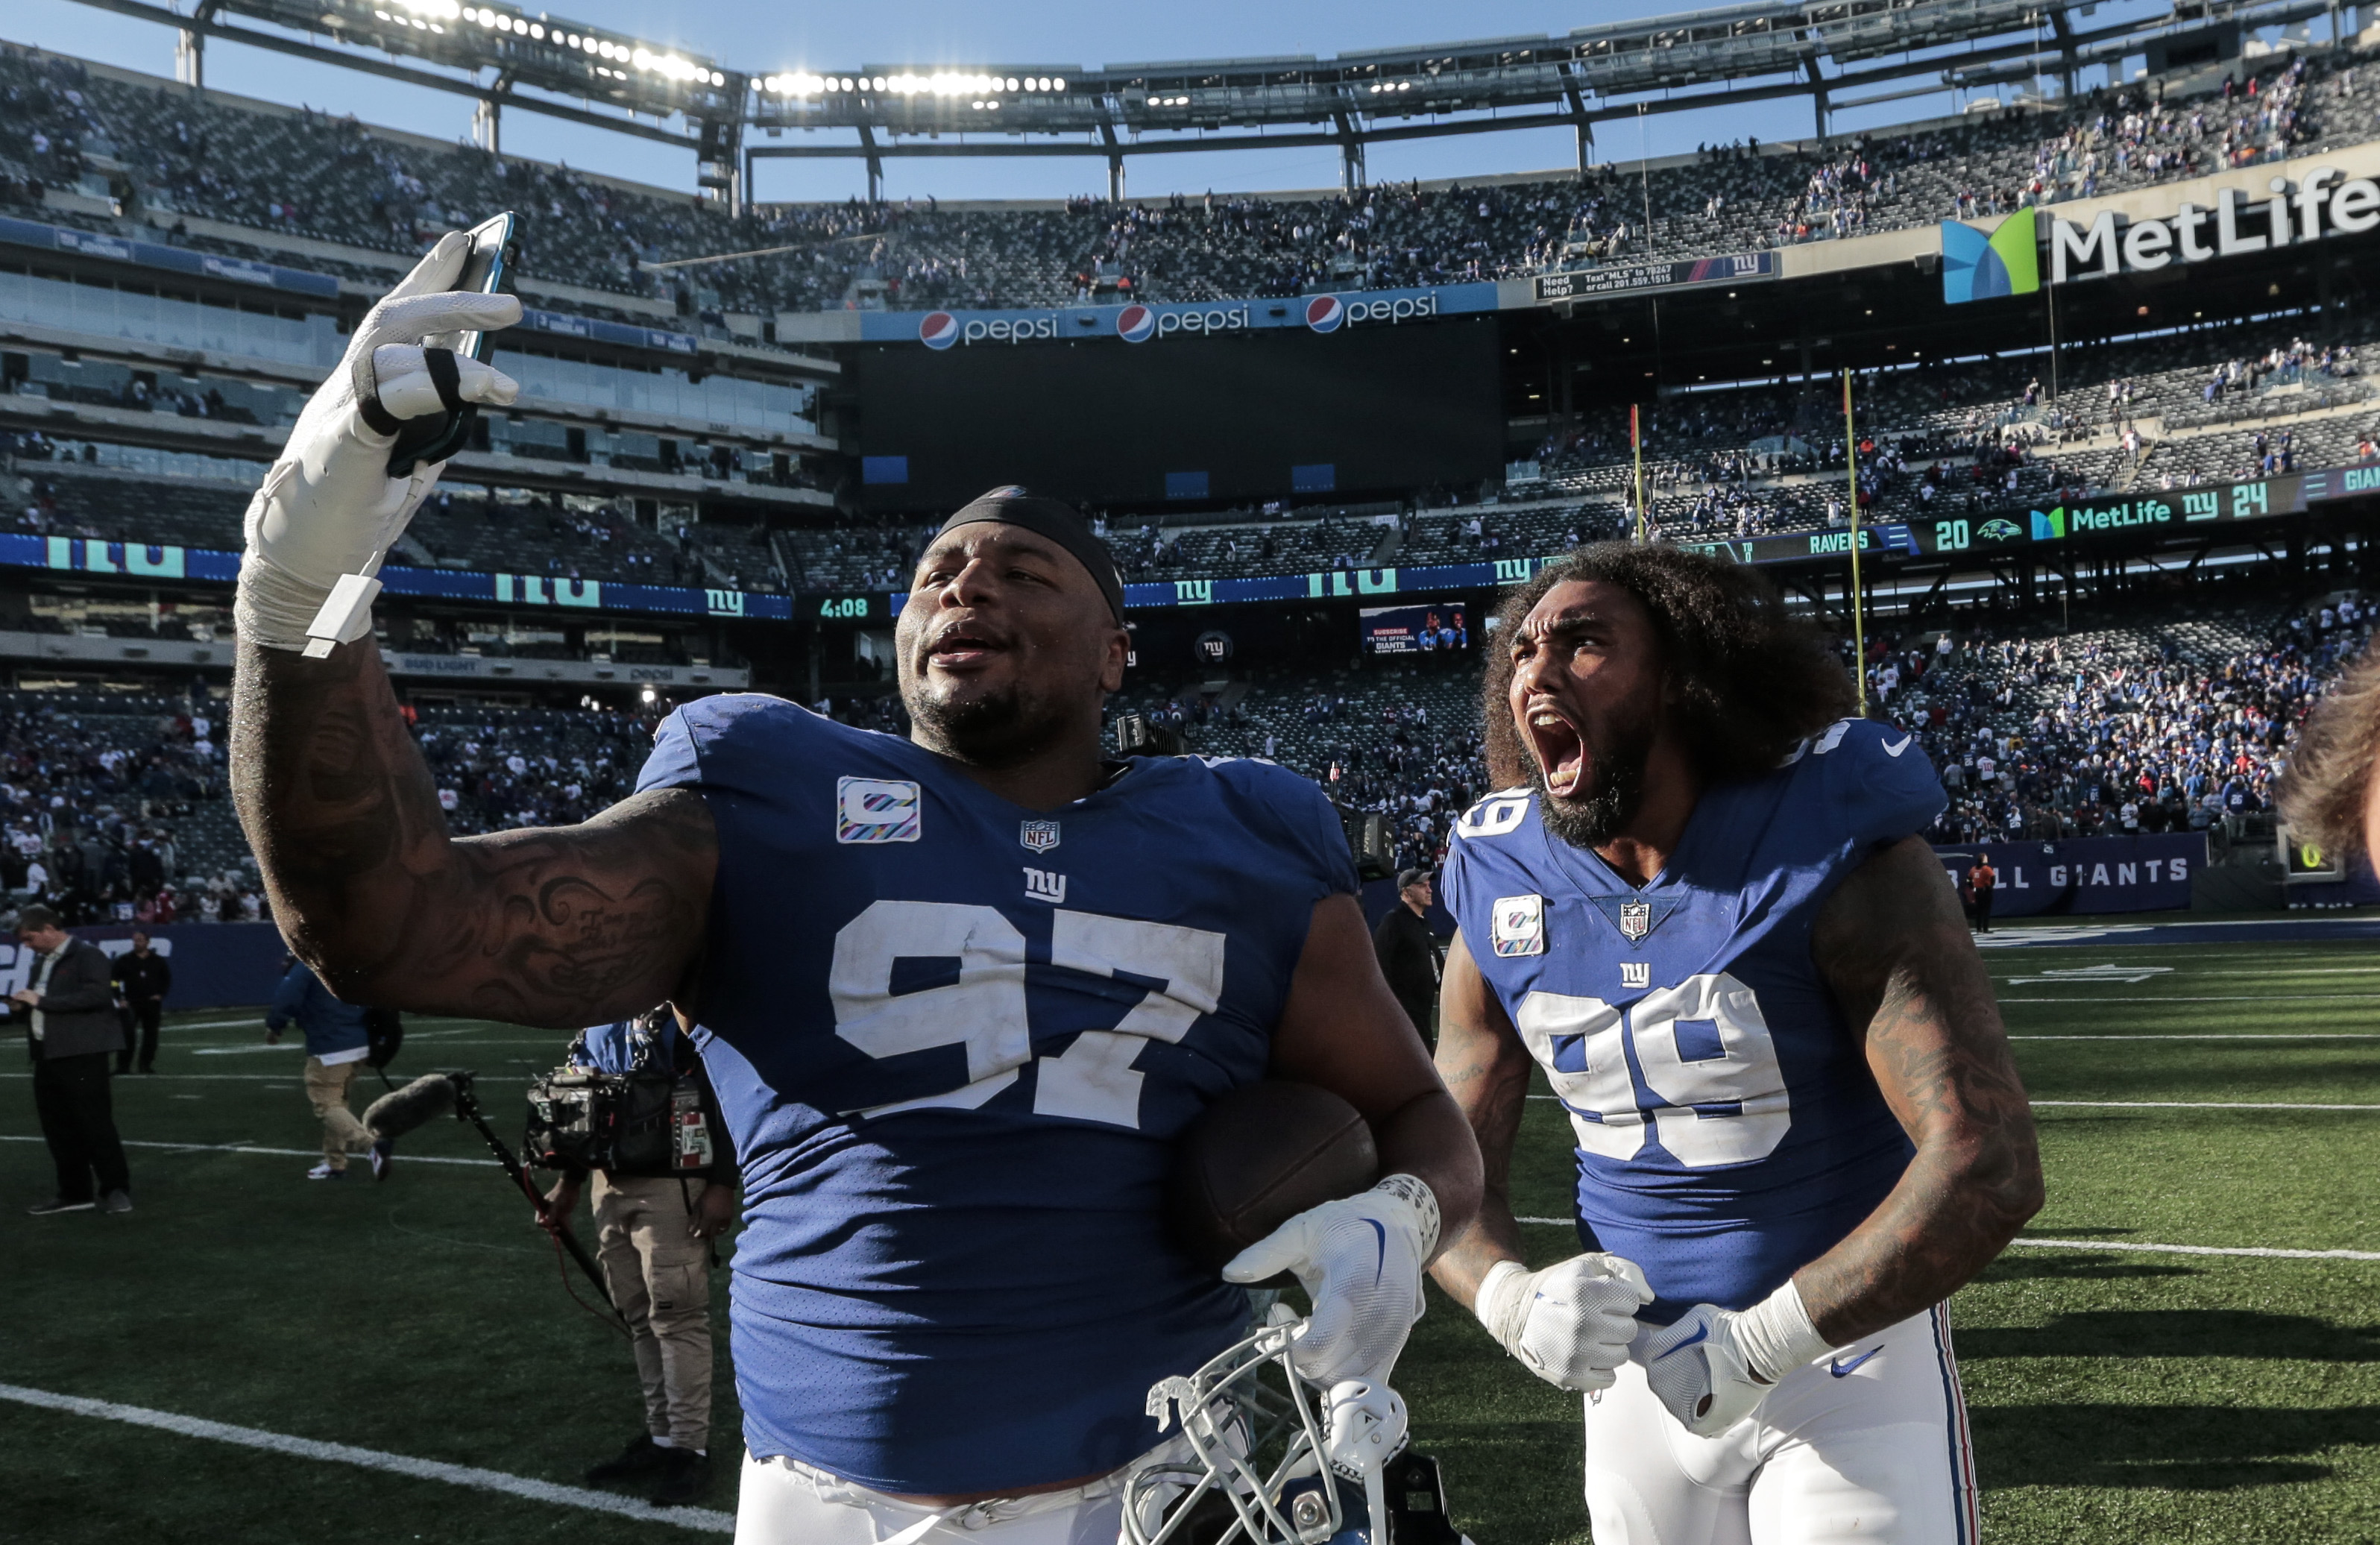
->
[919,311,959,350]
[1304,295,1344,333]
[1115,304,1156,344]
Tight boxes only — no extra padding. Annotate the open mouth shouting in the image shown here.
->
[1523,698,1587,799]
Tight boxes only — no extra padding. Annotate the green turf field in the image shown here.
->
[3,925,2378,1543]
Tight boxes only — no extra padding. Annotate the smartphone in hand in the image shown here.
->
[385,210,516,476]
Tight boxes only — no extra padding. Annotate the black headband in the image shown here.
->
[935,487,1126,625]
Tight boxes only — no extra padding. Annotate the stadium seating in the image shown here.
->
[5,41,2376,315]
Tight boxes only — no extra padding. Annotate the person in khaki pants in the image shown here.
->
[543,1010,735,1508]
[263,960,392,1180]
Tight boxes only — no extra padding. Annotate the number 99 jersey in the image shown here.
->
[635,695,1358,1499]
[1441,717,1948,1324]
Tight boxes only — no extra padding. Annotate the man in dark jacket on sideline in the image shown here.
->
[265,961,390,1181]
[1372,866,1443,1047]
[113,931,172,1076]
[14,905,133,1215]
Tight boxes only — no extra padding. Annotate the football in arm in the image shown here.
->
[1168,1080,1379,1274]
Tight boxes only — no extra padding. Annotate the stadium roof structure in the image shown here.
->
[71,0,2343,206]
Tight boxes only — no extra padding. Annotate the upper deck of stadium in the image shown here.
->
[3,10,2376,320]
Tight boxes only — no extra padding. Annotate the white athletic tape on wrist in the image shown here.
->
[301,573,385,658]
[1473,1259,1532,1356]
[1371,1173,1440,1259]
[1733,1278,1836,1383]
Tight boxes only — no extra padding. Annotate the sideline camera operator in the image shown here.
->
[540,1007,737,1508]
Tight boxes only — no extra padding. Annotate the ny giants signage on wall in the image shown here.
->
[1935,834,2206,916]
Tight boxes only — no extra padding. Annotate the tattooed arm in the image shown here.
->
[1425,928,1540,1309]
[1796,834,2044,1345]
[231,639,715,1028]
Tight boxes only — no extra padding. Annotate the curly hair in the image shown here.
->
[2277,637,2380,855]
[1481,542,1859,790]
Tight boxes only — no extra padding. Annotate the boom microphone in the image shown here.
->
[364,1072,459,1140]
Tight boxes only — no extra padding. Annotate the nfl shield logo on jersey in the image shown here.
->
[1019,819,1061,855]
[1491,894,1546,957]
[835,777,922,844]
[1618,899,1652,942]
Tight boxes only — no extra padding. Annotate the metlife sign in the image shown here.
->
[860,281,1501,348]
[1945,142,2380,294]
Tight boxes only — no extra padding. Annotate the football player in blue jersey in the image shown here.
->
[1428,544,2041,1545]
[227,259,1480,1544]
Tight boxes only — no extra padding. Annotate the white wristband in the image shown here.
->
[1473,1258,1531,1356]
[1732,1278,1837,1383]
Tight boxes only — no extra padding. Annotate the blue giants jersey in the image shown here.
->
[635,695,1356,1496]
[1441,717,1946,1324]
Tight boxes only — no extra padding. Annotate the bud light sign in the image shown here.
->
[861,280,1499,349]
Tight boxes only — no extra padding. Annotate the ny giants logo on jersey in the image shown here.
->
[1019,819,1060,855]
[1023,867,1068,904]
[1491,894,1546,957]
[835,777,922,844]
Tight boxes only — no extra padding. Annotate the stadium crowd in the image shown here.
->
[1,41,2373,316]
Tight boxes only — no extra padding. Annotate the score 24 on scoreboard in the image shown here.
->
[1912,465,2380,557]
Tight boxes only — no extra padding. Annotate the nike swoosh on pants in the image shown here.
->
[1829,1347,1883,1377]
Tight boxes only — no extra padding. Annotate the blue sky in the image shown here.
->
[10,0,2178,204]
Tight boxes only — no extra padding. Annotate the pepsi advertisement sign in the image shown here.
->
[861,281,1500,348]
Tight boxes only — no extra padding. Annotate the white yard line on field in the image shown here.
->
[0,1134,491,1166]
[1523,1096,2380,1110]
[1995,995,2380,1003]
[0,1384,734,1534]
[2032,1099,2380,1111]
[1507,1217,2380,1259]
[2007,1033,2380,1039]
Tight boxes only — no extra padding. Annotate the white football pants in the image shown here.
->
[1582,1303,1978,1545]
[734,1432,1194,1545]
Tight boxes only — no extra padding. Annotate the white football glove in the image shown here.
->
[236,227,521,655]
[1641,1279,1836,1438]
[1472,1252,1654,1393]
[1222,1174,1439,1388]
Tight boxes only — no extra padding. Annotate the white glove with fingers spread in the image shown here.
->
[1642,1278,1836,1438]
[1473,1251,1653,1393]
[1222,1174,1439,1388]
[237,228,521,655]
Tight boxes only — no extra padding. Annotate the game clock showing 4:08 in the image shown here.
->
[817,595,879,620]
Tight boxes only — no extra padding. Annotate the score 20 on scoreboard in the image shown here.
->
[1910,466,2380,556]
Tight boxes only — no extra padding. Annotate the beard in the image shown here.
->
[1526,699,1658,851]
[903,671,1064,767]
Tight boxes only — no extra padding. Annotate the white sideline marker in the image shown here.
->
[0,1384,733,1534]
[1508,1217,2380,1259]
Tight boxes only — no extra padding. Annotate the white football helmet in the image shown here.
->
[1121,1306,1467,1545]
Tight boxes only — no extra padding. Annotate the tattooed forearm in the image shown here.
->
[1798,836,2044,1345]
[232,638,716,1026]
[1427,932,1540,1309]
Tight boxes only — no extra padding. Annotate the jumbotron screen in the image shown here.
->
[854,319,1503,510]
[1361,600,1471,655]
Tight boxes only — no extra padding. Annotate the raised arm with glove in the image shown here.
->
[236,229,521,658]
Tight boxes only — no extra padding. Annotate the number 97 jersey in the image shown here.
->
[635,693,1359,1500]
[1441,717,1948,1324]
